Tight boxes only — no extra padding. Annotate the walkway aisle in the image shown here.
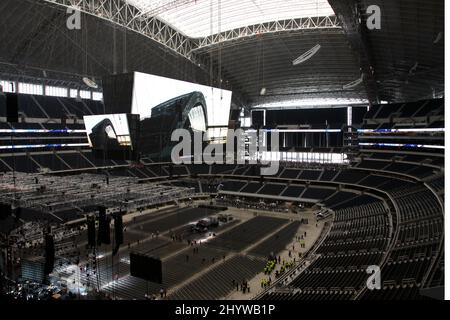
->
[226,210,326,300]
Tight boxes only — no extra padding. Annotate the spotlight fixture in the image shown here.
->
[292,44,321,66]
[343,74,364,90]
[409,62,418,76]
[83,77,98,89]
[433,32,442,44]
[260,87,267,95]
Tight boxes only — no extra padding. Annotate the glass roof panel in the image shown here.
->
[126,0,335,38]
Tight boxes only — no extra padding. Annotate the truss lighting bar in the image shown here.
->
[342,74,364,90]
[0,143,90,150]
[0,129,87,134]
[358,128,445,133]
[359,142,445,150]
[254,98,369,109]
[292,44,321,66]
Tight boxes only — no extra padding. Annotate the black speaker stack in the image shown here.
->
[44,234,55,275]
[86,207,125,255]
[87,216,96,247]
[0,203,12,220]
[114,212,124,247]
[101,211,124,256]
[129,252,163,284]
[6,93,19,123]
[97,206,111,245]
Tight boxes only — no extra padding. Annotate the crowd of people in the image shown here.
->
[232,279,251,294]
[260,277,272,288]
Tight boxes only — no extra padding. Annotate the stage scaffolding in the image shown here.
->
[0,172,195,219]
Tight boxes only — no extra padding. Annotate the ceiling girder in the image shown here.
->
[327,0,379,105]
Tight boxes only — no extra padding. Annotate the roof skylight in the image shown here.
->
[126,0,335,38]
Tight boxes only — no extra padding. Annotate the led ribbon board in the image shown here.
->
[358,128,445,133]
[359,142,444,150]
[0,129,86,134]
[0,143,90,150]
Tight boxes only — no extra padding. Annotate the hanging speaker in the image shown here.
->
[97,206,110,245]
[6,93,19,123]
[114,213,124,246]
[129,252,162,284]
[97,207,106,245]
[251,110,264,129]
[230,109,240,122]
[0,203,12,220]
[14,206,22,221]
[112,212,124,256]
[87,216,96,247]
[104,215,111,245]
[0,271,3,298]
[44,234,55,275]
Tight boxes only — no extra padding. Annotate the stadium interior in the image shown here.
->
[0,0,445,302]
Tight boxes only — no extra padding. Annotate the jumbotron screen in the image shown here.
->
[131,72,232,130]
[101,72,233,158]
[83,113,140,160]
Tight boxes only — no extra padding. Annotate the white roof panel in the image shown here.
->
[126,0,335,37]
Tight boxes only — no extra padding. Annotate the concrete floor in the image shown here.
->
[224,208,325,300]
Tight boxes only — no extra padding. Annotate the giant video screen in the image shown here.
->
[132,72,232,132]
[83,114,140,160]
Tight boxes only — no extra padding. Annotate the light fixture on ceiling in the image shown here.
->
[83,77,98,89]
[254,98,369,109]
[434,32,442,44]
[408,62,418,76]
[260,87,267,95]
[343,74,364,90]
[292,44,321,66]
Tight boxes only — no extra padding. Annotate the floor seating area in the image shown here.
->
[261,290,355,301]
[129,207,218,235]
[169,255,266,300]
[249,221,302,258]
[206,216,288,252]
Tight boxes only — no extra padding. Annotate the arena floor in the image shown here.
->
[51,203,325,300]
